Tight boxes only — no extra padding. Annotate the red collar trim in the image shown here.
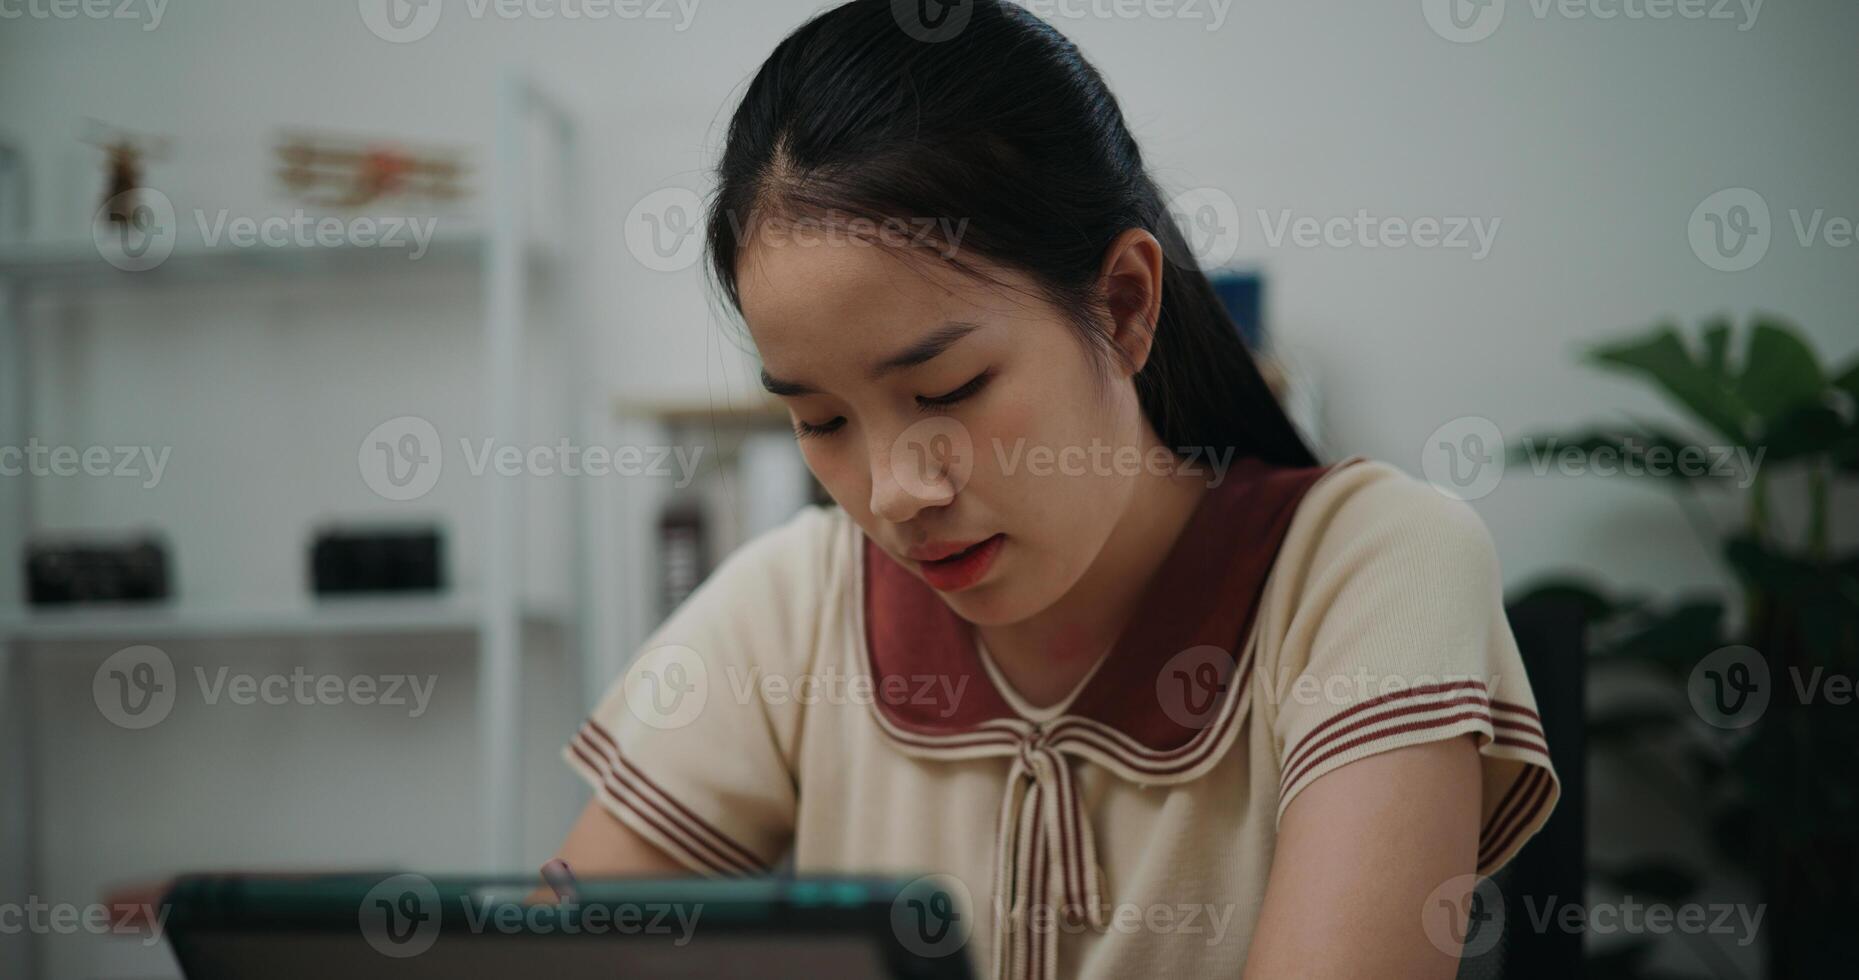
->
[860,455,1361,758]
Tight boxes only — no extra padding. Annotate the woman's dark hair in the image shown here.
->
[704,0,1318,469]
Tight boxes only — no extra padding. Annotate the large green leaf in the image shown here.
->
[1723,534,1824,596]
[1834,355,1859,474]
[1738,317,1825,421]
[1585,326,1752,444]
[1753,403,1849,463]
[1590,599,1728,676]
[1701,315,1732,378]
[1508,575,1643,622]
[1834,355,1859,405]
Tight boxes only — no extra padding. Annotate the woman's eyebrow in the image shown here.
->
[868,320,982,380]
[759,370,816,397]
[759,320,983,397]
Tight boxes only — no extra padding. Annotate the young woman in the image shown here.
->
[552,2,1558,977]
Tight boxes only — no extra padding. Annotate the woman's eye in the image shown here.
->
[917,371,992,411]
[793,416,846,439]
[791,371,990,438]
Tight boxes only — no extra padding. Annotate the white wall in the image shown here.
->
[3,2,1856,978]
[4,3,1851,584]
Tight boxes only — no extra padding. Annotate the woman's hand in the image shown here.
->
[524,799,692,904]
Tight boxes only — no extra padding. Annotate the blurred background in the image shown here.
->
[1,1,1855,978]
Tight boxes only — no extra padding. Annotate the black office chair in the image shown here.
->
[1457,594,1588,979]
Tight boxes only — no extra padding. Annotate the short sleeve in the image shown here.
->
[563,504,837,877]
[1266,464,1559,875]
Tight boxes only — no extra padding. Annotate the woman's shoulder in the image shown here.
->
[1290,455,1500,567]
[1256,454,1506,635]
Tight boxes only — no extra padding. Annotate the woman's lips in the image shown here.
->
[914,533,1006,592]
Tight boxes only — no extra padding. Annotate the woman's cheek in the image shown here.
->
[974,394,1039,484]
[799,442,861,515]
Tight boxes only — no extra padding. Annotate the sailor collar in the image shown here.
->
[852,452,1362,980]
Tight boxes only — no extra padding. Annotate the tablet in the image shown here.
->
[161,872,977,979]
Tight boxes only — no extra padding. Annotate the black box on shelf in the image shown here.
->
[309,525,445,595]
[25,536,172,605]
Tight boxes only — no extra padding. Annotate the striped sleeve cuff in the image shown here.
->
[1274,680,1557,875]
[564,719,772,878]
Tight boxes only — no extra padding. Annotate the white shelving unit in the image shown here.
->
[0,596,566,644]
[603,396,819,692]
[0,70,588,980]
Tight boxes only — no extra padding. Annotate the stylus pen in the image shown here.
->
[541,858,580,904]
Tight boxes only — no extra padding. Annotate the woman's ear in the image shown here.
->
[1098,228,1166,376]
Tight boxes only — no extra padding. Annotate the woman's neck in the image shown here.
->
[976,445,1210,710]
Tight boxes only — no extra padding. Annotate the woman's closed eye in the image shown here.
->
[792,370,994,440]
[916,370,992,412]
[793,415,845,439]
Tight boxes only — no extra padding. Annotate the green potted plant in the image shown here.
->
[1507,315,1857,978]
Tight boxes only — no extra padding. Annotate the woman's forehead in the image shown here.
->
[737,236,1042,367]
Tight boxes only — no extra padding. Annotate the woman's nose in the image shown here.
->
[868,421,961,523]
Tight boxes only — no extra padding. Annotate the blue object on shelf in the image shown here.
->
[1209,271,1264,350]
